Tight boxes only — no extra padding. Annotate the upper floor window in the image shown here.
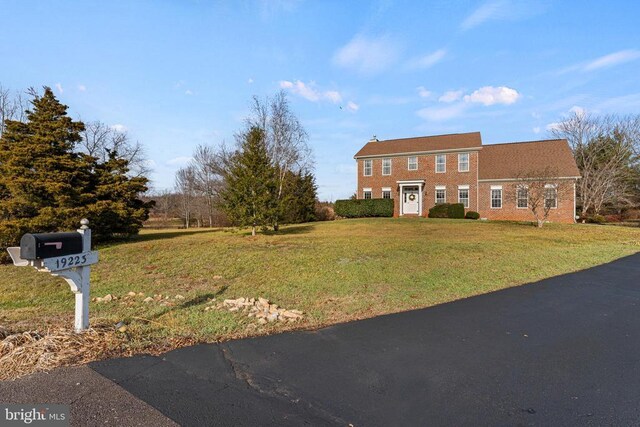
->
[435,186,446,204]
[382,187,392,199]
[458,153,469,172]
[363,188,372,199]
[517,186,528,208]
[382,158,392,175]
[545,184,557,208]
[436,154,446,173]
[363,159,372,176]
[491,186,502,209]
[408,156,418,171]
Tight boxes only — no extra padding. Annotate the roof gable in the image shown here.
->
[478,139,580,180]
[354,132,482,158]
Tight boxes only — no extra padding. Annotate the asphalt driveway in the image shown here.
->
[3,252,640,426]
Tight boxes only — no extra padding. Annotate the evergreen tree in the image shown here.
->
[0,87,151,261]
[0,87,90,259]
[281,171,317,224]
[220,127,276,236]
[84,150,154,240]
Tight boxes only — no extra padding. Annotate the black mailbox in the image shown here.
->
[20,232,84,260]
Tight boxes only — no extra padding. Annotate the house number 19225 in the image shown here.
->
[55,254,88,270]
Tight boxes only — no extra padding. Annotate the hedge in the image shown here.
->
[428,203,465,219]
[334,198,394,218]
[465,211,480,220]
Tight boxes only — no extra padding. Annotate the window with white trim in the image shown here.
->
[382,158,392,175]
[458,186,469,208]
[545,184,557,208]
[408,156,418,171]
[363,159,372,176]
[363,188,372,199]
[435,186,446,204]
[382,187,392,199]
[491,186,502,208]
[458,153,469,172]
[435,154,446,173]
[517,186,528,209]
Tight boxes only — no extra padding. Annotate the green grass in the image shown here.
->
[1,218,639,354]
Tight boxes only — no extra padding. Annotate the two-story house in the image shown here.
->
[354,132,581,223]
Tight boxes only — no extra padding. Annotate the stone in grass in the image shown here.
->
[143,297,154,303]
[257,318,267,325]
[267,313,279,323]
[99,294,114,303]
[127,291,137,297]
[281,310,302,319]
[175,295,185,300]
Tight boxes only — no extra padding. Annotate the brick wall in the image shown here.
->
[477,180,576,223]
[357,150,479,217]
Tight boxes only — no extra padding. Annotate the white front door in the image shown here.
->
[402,186,419,214]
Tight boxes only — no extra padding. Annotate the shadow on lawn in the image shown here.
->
[134,228,224,242]
[142,286,229,322]
[260,224,315,236]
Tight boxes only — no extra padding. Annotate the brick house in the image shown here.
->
[354,132,581,223]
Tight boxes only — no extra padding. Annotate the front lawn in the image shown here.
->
[1,219,639,375]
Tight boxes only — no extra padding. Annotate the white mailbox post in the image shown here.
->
[6,219,98,332]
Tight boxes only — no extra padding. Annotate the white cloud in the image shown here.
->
[247,78,254,84]
[55,83,63,94]
[77,84,86,92]
[279,80,342,104]
[461,0,506,30]
[463,86,520,106]
[406,49,447,70]
[110,124,127,132]
[583,49,640,71]
[185,90,193,95]
[417,86,432,98]
[569,105,585,117]
[594,92,640,112]
[333,34,400,74]
[324,90,342,104]
[439,90,464,103]
[546,122,562,132]
[417,103,468,121]
[166,156,193,166]
[346,101,359,112]
[460,0,543,31]
[532,126,541,134]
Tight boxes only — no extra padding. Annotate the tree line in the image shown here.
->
[155,92,317,235]
[551,112,640,218]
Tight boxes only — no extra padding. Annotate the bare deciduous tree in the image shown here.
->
[191,144,225,227]
[80,121,151,177]
[0,84,27,136]
[551,112,640,215]
[512,167,574,227]
[175,165,197,228]
[245,91,312,230]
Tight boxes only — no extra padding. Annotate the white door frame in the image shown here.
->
[398,180,425,216]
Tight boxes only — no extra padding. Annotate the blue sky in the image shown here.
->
[1,0,639,200]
